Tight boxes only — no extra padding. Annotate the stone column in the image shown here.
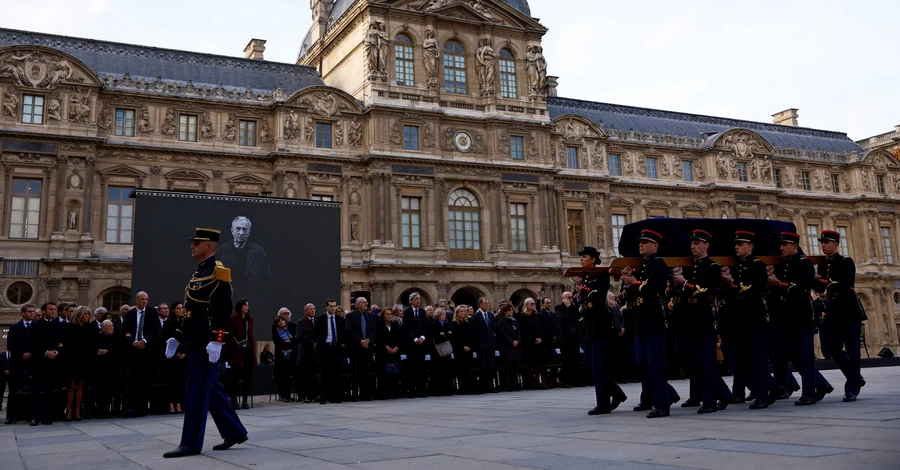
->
[47,278,61,303]
[77,278,91,306]
[422,186,431,248]
[373,175,383,243]
[545,185,558,249]
[434,177,445,247]
[436,280,450,300]
[273,170,285,197]
[298,173,308,199]
[491,182,504,248]
[538,185,549,249]
[54,156,68,233]
[82,157,96,235]
[341,176,351,243]
[383,280,396,307]
[555,184,567,253]
[491,281,508,304]
[341,281,352,310]
[383,174,393,244]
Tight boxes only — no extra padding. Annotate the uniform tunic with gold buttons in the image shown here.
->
[724,255,768,330]
[675,256,720,333]
[812,253,863,323]
[180,255,234,354]
[771,253,815,329]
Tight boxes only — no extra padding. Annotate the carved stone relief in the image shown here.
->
[200,111,215,139]
[334,120,344,148]
[284,110,300,140]
[0,50,84,89]
[46,92,62,122]
[718,130,767,159]
[161,107,177,135]
[525,45,547,100]
[2,90,18,119]
[68,87,91,124]
[475,38,495,97]
[422,123,435,148]
[390,121,403,145]
[259,118,273,143]
[300,91,346,117]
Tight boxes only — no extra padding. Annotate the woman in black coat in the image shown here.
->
[519,298,546,390]
[93,319,119,419]
[272,316,297,401]
[64,306,93,421]
[450,305,474,394]
[161,301,187,414]
[375,308,403,399]
[496,304,522,392]
[428,308,453,396]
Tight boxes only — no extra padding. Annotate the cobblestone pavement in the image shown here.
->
[2,366,898,469]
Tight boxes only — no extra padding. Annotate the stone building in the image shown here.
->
[0,0,898,354]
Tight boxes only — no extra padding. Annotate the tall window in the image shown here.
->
[737,162,748,182]
[443,41,467,94]
[831,174,840,193]
[682,161,693,181]
[608,155,621,176]
[877,175,886,194]
[774,168,782,188]
[837,226,849,256]
[509,202,527,252]
[647,157,658,179]
[115,109,135,136]
[806,224,820,255]
[801,171,811,190]
[22,95,44,124]
[239,120,256,146]
[448,189,481,260]
[10,179,42,239]
[510,135,524,160]
[611,214,627,256]
[499,49,517,99]
[403,125,419,150]
[566,209,583,254]
[394,34,415,86]
[106,187,134,244]
[401,196,421,248]
[179,114,197,141]
[566,147,579,169]
[882,227,894,264]
[316,122,332,148]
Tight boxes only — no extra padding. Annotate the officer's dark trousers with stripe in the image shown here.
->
[635,332,676,411]
[687,332,731,409]
[583,339,625,412]
[774,326,817,400]
[180,354,247,451]
[821,320,863,396]
[731,329,768,402]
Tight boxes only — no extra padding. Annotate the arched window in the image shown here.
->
[102,288,131,313]
[394,34,415,86]
[443,41,467,94]
[448,189,481,260]
[499,49,517,99]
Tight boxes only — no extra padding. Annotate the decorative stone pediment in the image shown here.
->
[227,173,267,193]
[285,86,362,117]
[680,202,706,211]
[551,115,605,141]
[0,46,102,90]
[644,200,671,209]
[406,0,538,28]
[706,128,774,159]
[98,165,147,184]
[609,197,634,207]
[802,210,825,219]
[863,149,899,172]
[833,212,854,220]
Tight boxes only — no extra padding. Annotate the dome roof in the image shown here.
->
[499,0,531,16]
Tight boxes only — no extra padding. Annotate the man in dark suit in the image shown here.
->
[346,297,377,401]
[0,346,10,412]
[538,296,559,387]
[402,292,428,397]
[472,297,497,394]
[5,304,35,424]
[30,302,65,425]
[296,303,320,403]
[315,303,345,404]
[122,291,160,417]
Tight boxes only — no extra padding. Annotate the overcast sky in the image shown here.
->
[3,0,896,140]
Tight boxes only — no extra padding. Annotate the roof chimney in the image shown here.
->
[243,39,266,60]
[546,76,559,97]
[772,108,799,127]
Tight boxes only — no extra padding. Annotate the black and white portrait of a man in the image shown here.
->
[215,216,275,306]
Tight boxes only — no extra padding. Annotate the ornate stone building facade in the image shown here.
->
[0,0,898,354]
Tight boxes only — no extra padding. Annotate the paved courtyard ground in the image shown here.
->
[2,366,898,470]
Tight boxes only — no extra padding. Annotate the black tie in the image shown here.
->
[137,311,144,341]
[415,308,419,318]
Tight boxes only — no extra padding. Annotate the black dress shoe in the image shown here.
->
[587,406,610,415]
[697,406,717,414]
[163,445,200,458]
[30,420,39,426]
[842,393,857,402]
[212,435,248,451]
[680,399,700,408]
[670,394,681,405]
[715,400,728,411]
[794,396,817,406]
[633,402,652,412]
[815,385,834,402]
[5,419,16,425]
[610,394,627,411]
[732,395,747,404]
[749,400,768,410]
[319,399,327,405]
[646,408,670,418]
[241,403,250,410]
[777,390,793,400]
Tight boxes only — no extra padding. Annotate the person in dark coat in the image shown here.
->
[122,292,160,418]
[4,304,36,424]
[495,304,522,392]
[555,292,581,388]
[428,307,453,396]
[346,297,377,401]
[450,305,475,394]
[472,297,497,394]
[272,315,296,402]
[160,301,187,414]
[375,307,403,399]
[295,303,320,403]
[0,347,8,413]
[538,297,560,387]
[315,303,346,404]
[401,292,428,398]
[63,306,93,421]
[30,302,65,425]
[93,320,119,418]
[519,298,546,390]
[226,299,256,410]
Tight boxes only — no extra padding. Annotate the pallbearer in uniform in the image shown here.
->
[766,232,819,406]
[620,230,679,418]
[574,246,627,415]
[163,228,248,458]
[813,230,865,402]
[720,231,769,409]
[671,230,732,414]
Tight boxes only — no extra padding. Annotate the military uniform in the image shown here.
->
[812,230,865,401]
[673,230,731,413]
[165,228,247,458]
[622,230,678,417]
[769,232,820,405]
[575,246,626,415]
[722,231,769,408]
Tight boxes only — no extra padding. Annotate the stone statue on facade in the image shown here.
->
[222,114,237,141]
[378,23,390,76]
[365,21,389,80]
[47,94,62,121]
[69,87,91,123]
[476,39,496,97]
[348,119,362,147]
[334,120,344,148]
[161,107,177,135]
[68,210,77,231]
[138,105,153,134]
[201,111,215,139]
[423,28,439,90]
[259,118,273,143]
[526,45,547,100]
[284,110,300,140]
[2,91,17,118]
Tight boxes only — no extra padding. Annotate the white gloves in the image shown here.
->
[206,341,223,363]
[165,338,180,358]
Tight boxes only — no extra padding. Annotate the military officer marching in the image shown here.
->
[813,229,866,402]
[163,228,248,458]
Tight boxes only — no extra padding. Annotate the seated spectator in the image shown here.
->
[259,344,275,365]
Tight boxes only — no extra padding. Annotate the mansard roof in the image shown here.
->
[0,28,324,97]
[547,96,864,159]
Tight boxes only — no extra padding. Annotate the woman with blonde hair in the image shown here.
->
[519,297,547,390]
[64,305,93,421]
[450,305,475,393]
[429,307,453,396]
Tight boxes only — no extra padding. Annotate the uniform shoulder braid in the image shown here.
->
[212,261,232,283]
